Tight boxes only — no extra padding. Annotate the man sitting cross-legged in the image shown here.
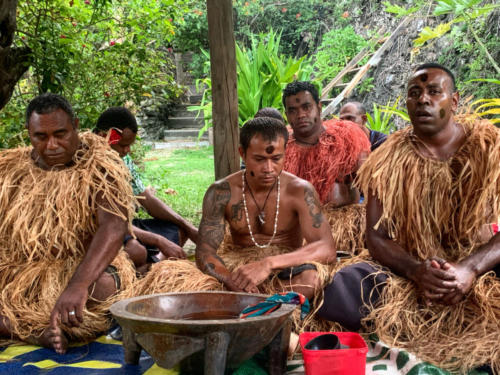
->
[132,117,336,314]
[0,93,137,354]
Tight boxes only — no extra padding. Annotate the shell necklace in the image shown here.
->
[242,171,280,248]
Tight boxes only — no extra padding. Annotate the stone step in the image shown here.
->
[167,116,204,129]
[189,94,203,104]
[164,128,208,140]
[170,107,203,118]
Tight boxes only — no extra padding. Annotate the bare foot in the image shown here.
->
[38,325,68,354]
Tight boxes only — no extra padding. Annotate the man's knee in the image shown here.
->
[291,269,321,290]
[125,238,147,267]
[89,270,119,302]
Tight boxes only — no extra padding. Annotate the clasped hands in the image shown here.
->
[412,257,476,306]
[226,259,272,294]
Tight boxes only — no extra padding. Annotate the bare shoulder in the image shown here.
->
[203,176,233,206]
[282,171,316,197]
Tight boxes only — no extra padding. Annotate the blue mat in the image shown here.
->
[0,336,167,374]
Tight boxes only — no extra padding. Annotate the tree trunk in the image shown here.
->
[0,0,31,110]
[206,0,239,180]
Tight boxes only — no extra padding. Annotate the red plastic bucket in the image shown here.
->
[300,332,368,375]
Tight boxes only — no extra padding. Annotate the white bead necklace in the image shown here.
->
[241,171,280,248]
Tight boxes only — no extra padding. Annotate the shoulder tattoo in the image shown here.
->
[199,181,231,249]
[304,185,324,229]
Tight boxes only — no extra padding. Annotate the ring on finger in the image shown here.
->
[69,310,76,316]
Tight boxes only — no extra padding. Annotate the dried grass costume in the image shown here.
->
[350,116,500,372]
[0,132,136,343]
[284,119,370,253]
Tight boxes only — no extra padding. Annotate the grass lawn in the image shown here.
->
[139,146,215,226]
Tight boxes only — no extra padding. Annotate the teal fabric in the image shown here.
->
[123,154,145,196]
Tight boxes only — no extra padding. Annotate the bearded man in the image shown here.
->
[318,63,500,373]
[0,93,137,354]
[282,81,371,254]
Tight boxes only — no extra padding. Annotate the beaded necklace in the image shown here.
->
[241,171,280,248]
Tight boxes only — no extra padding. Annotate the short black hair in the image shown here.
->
[240,117,289,152]
[343,101,366,115]
[254,107,285,123]
[282,81,320,108]
[414,63,456,92]
[25,93,75,127]
[95,107,138,133]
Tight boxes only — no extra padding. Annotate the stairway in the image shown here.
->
[164,52,209,142]
[164,84,208,141]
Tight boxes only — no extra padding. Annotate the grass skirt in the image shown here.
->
[323,203,365,255]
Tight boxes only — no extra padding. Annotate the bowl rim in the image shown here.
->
[110,291,297,326]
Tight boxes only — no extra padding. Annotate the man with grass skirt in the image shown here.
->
[319,63,500,373]
[0,93,138,354]
[282,81,371,254]
[131,117,336,329]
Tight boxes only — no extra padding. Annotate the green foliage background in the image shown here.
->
[0,0,188,148]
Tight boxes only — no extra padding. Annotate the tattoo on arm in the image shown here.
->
[199,181,231,249]
[304,185,324,228]
[197,182,231,281]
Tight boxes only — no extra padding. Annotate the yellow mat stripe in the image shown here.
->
[143,363,179,374]
[0,345,40,362]
[22,359,121,369]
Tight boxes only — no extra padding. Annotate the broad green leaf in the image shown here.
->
[414,22,451,47]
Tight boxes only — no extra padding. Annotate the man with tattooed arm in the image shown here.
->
[133,116,335,311]
[195,117,336,299]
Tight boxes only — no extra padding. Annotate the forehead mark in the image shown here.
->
[420,73,428,82]
[265,145,275,154]
[439,108,445,118]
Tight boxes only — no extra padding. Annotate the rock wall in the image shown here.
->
[338,1,499,128]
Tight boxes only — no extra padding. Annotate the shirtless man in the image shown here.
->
[195,116,336,298]
[134,116,336,303]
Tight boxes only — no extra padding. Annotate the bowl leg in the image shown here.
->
[268,320,291,375]
[122,327,142,365]
[204,331,230,375]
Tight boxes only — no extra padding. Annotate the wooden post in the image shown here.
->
[206,0,239,180]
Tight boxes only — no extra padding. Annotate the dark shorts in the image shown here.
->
[129,218,180,263]
[317,262,388,331]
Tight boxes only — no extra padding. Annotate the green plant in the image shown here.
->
[0,0,188,147]
[413,0,500,75]
[468,79,500,124]
[233,0,352,58]
[190,30,316,138]
[313,26,369,89]
[383,1,424,17]
[367,97,407,134]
